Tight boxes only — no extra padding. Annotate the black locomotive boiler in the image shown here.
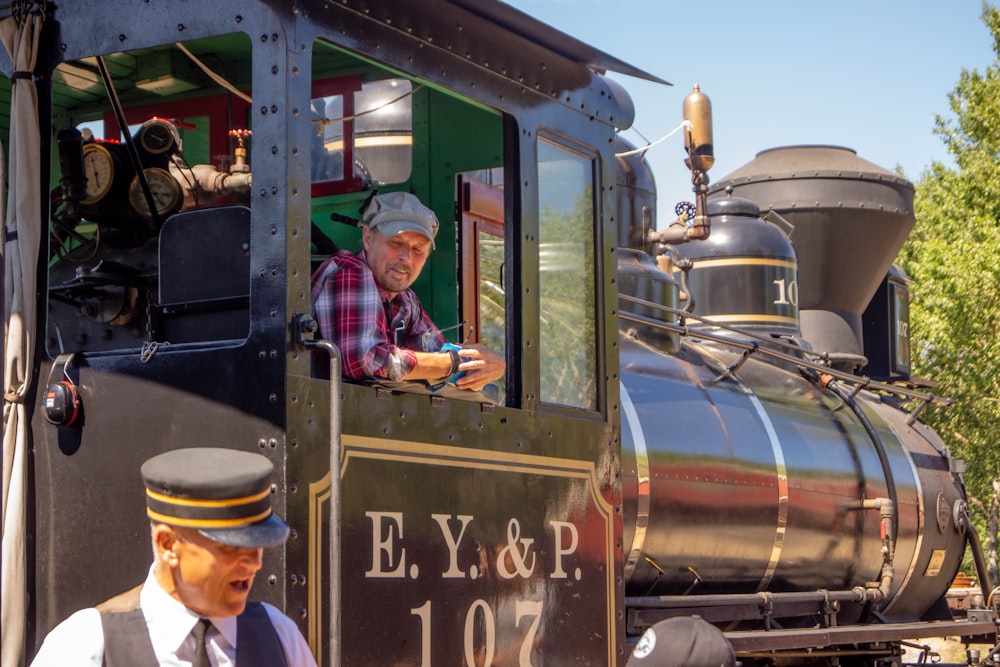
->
[614,143,993,662]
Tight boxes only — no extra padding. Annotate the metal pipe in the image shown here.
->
[960,506,996,605]
[823,381,899,606]
[95,55,160,230]
[316,338,342,667]
[740,648,894,659]
[827,383,899,549]
[627,587,879,609]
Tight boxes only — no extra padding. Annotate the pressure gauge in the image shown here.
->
[81,142,115,204]
[137,118,179,155]
[128,167,182,221]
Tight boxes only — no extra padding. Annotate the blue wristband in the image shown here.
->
[441,343,465,384]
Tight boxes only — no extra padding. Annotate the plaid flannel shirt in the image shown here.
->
[311,250,446,380]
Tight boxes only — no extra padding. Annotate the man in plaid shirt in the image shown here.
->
[311,192,504,392]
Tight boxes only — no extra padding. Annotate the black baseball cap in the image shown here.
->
[627,616,736,667]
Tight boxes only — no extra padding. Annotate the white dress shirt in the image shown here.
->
[29,565,317,667]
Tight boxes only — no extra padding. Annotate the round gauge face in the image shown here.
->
[81,143,114,204]
[138,118,178,155]
[128,167,182,221]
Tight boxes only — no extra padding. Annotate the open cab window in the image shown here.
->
[46,34,254,356]
[309,39,509,404]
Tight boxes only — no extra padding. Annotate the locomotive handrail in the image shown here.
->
[618,294,953,411]
[294,314,343,667]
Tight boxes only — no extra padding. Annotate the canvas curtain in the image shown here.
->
[1,9,43,667]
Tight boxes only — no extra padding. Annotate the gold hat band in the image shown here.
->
[147,506,273,529]
[145,486,270,509]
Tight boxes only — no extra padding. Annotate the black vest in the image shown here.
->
[97,585,289,667]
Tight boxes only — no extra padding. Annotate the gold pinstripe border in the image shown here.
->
[307,434,617,664]
[676,257,797,270]
[308,472,332,657]
[698,314,799,325]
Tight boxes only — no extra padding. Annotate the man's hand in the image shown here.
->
[454,344,505,391]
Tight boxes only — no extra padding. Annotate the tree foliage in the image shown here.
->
[898,2,1000,534]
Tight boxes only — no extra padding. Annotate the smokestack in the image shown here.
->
[709,145,914,366]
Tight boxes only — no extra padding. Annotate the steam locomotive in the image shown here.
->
[1,0,995,665]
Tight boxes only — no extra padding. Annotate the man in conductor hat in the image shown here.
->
[30,447,317,666]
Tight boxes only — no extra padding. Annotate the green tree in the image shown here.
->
[898,2,1000,579]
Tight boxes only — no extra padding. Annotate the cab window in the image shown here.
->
[537,138,598,410]
[310,76,414,195]
[309,39,510,404]
[46,34,254,356]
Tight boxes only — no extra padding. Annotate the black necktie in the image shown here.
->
[191,618,212,667]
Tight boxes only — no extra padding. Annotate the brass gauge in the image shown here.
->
[128,167,183,221]
[138,118,179,155]
[81,142,115,204]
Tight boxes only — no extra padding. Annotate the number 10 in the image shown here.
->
[773,277,798,306]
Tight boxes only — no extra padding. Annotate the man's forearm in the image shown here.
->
[400,350,459,381]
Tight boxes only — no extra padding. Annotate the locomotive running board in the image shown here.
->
[723,618,997,653]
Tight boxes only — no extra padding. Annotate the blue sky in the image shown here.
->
[504,0,996,223]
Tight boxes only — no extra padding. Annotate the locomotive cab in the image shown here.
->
[13,2,655,664]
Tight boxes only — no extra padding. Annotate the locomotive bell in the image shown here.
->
[671,195,799,338]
